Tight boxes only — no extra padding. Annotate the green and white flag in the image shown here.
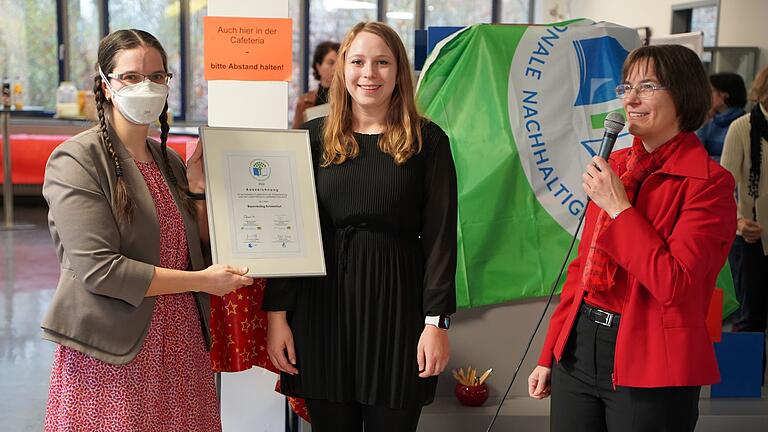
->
[416,19,738,316]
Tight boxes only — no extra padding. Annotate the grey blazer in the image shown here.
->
[42,125,210,364]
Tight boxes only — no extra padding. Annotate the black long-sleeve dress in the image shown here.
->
[263,117,457,409]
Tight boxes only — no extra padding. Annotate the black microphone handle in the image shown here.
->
[598,131,619,161]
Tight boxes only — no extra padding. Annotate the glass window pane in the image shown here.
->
[0,0,58,110]
[501,0,529,23]
[426,0,492,27]
[189,0,207,122]
[288,0,301,128]
[691,6,717,48]
[308,0,376,90]
[67,0,100,93]
[109,0,182,118]
[386,0,415,66]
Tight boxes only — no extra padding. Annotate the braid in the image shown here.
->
[158,104,175,185]
[159,105,194,215]
[93,76,134,223]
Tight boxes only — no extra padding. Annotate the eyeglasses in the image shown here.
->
[615,82,666,99]
[107,72,173,85]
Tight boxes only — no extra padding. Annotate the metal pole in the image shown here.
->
[0,109,35,231]
[2,109,13,226]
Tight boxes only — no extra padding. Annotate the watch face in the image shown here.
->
[439,315,451,329]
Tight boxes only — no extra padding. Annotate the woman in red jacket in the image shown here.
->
[527,45,736,431]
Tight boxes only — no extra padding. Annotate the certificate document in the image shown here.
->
[226,153,302,256]
[201,127,325,277]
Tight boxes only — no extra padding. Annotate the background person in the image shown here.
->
[292,41,339,128]
[720,66,768,378]
[697,72,747,162]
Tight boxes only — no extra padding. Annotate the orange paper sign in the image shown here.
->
[204,16,292,81]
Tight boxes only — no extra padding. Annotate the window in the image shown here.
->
[690,5,717,47]
[0,0,58,110]
[67,0,100,93]
[109,0,182,117]
[288,0,301,127]
[425,0,492,26]
[671,3,718,48]
[500,0,529,24]
[6,1,538,121]
[189,0,207,121]
[308,0,376,91]
[386,0,416,66]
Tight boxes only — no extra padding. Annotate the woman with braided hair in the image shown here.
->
[41,29,252,431]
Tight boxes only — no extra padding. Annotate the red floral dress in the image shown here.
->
[44,160,221,432]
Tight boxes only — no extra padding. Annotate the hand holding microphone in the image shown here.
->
[583,112,631,217]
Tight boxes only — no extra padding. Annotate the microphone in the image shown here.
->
[597,111,626,160]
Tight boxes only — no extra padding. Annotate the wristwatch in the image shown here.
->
[610,206,629,220]
[187,191,206,201]
[425,315,451,329]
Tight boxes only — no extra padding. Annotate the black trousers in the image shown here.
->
[551,306,701,432]
[733,236,768,333]
[304,398,423,432]
[732,236,768,381]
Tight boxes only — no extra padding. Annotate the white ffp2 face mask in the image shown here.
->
[99,67,169,125]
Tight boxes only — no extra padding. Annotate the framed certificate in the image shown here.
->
[200,126,325,277]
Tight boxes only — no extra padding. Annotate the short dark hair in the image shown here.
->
[710,72,747,108]
[312,41,340,81]
[622,45,711,132]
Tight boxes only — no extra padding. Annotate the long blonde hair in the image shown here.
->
[322,22,423,167]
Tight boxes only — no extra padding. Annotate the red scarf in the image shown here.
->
[581,132,685,292]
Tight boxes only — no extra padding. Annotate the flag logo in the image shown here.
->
[507,24,636,234]
[573,36,628,107]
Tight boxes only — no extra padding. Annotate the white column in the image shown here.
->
[207,1,289,129]
[206,1,290,431]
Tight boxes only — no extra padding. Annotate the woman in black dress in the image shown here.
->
[264,21,457,432]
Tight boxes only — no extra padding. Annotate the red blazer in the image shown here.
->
[538,132,736,387]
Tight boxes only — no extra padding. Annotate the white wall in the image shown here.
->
[534,1,767,83]
[436,298,559,398]
[718,0,768,73]
[535,0,691,33]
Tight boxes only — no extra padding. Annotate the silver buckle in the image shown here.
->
[593,309,614,327]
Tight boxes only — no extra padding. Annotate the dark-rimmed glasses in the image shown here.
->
[615,82,666,99]
[107,72,173,85]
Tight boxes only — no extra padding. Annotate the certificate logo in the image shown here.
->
[249,159,271,181]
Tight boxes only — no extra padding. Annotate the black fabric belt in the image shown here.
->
[335,223,417,271]
[580,302,621,327]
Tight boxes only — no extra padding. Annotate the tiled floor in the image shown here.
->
[0,203,291,432]
[1,203,58,431]
[2,203,767,432]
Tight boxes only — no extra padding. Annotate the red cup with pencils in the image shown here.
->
[453,366,492,406]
